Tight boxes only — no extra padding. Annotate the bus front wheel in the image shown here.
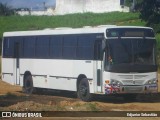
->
[77,78,92,102]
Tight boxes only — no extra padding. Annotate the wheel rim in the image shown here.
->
[26,87,32,93]
[25,78,33,94]
[80,85,87,96]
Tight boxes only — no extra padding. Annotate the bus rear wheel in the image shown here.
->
[77,78,92,102]
[23,75,33,95]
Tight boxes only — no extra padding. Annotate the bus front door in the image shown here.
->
[96,61,102,92]
[95,40,103,93]
[14,42,20,85]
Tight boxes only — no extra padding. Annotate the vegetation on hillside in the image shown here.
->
[0,3,15,16]
[0,1,159,70]
[125,0,160,33]
[0,12,141,36]
[139,0,160,33]
[0,12,145,51]
[0,12,158,44]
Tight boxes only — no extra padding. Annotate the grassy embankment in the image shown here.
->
[0,12,159,70]
[0,12,144,37]
[0,12,159,46]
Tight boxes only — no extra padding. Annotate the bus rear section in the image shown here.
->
[1,27,105,102]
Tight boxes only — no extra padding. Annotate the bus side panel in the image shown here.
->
[20,59,94,91]
[73,60,93,79]
[73,60,94,93]
[2,58,15,85]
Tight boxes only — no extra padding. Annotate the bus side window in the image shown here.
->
[36,36,50,58]
[77,35,94,60]
[63,35,77,59]
[3,38,12,57]
[50,36,63,59]
[3,38,8,57]
[23,37,36,58]
[3,37,20,58]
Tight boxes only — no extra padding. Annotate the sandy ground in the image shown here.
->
[0,75,160,120]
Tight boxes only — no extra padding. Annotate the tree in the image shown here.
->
[134,0,143,11]
[0,3,14,16]
[125,0,134,11]
[139,0,160,33]
[125,0,143,11]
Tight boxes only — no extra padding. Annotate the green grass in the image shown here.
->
[156,34,160,50]
[85,103,100,111]
[0,12,140,37]
[0,11,159,63]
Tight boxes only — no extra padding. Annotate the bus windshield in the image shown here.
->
[105,38,157,72]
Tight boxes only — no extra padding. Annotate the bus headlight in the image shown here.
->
[110,79,123,86]
[145,79,157,85]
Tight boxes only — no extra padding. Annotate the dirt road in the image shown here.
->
[0,75,160,119]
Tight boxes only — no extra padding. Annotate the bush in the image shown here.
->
[0,3,15,16]
[139,0,160,33]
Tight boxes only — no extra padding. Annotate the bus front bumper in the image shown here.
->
[104,84,158,94]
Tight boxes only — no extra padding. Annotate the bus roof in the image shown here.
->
[3,25,153,37]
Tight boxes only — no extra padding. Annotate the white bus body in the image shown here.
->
[2,26,158,101]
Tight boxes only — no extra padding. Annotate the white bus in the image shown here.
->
[2,25,158,101]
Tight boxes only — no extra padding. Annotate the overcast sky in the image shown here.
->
[0,0,55,8]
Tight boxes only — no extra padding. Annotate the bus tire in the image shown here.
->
[23,75,33,95]
[77,78,92,102]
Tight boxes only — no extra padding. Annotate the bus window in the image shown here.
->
[36,36,50,58]
[50,36,63,59]
[63,35,77,59]
[23,37,36,58]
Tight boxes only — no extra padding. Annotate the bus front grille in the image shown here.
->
[122,80,145,85]
[124,86,143,93]
[118,74,149,85]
